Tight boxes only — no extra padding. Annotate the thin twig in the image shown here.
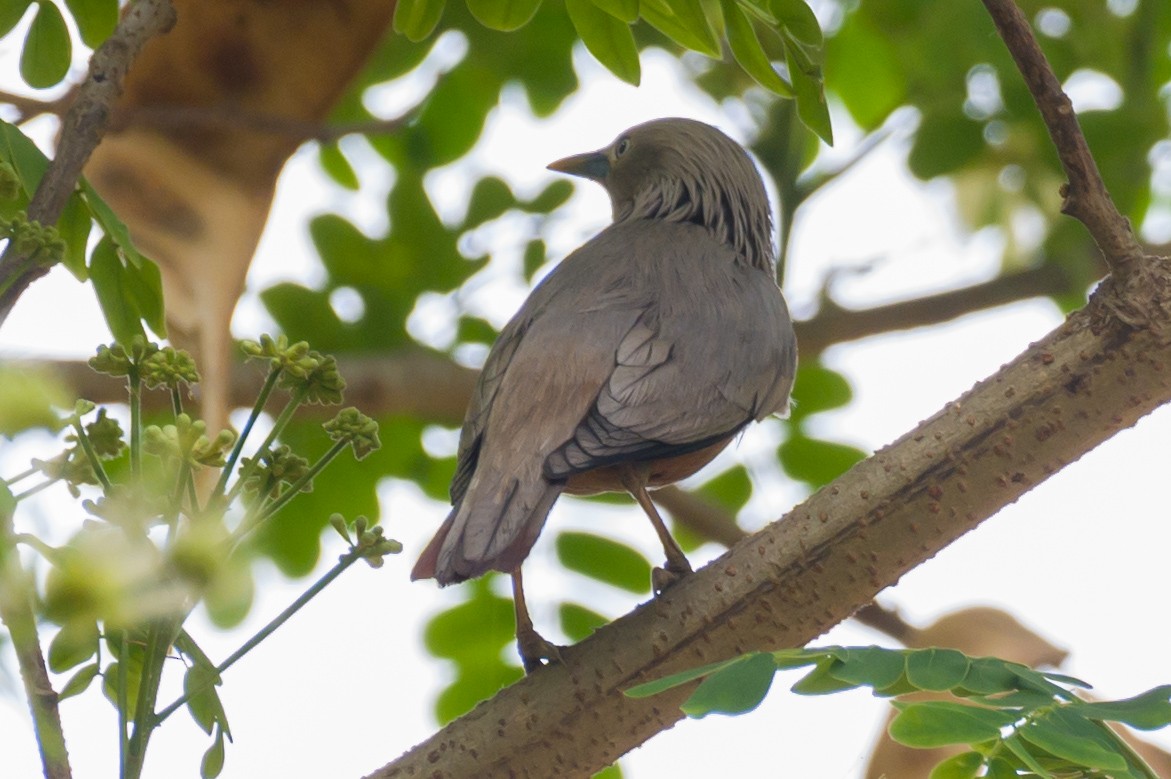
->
[0,0,178,326]
[0,89,68,122]
[981,0,1143,271]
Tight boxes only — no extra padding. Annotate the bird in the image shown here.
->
[411,117,797,672]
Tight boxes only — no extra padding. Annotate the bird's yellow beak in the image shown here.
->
[547,150,610,182]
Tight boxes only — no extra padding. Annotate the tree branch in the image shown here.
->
[794,262,1075,357]
[370,269,1171,777]
[0,0,178,326]
[0,90,67,123]
[113,103,418,144]
[981,0,1143,272]
[26,350,478,428]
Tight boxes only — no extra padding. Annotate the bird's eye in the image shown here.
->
[615,137,630,157]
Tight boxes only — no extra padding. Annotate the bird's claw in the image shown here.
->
[517,629,565,674]
[652,558,693,595]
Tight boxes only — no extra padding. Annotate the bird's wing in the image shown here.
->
[544,220,797,479]
[449,315,526,505]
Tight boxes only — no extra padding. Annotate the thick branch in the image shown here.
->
[0,0,177,325]
[369,267,1171,777]
[981,0,1143,271]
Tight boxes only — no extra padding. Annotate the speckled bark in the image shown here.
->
[367,261,1171,777]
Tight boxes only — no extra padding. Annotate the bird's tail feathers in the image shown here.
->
[413,469,561,585]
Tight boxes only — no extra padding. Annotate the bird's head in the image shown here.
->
[548,117,775,270]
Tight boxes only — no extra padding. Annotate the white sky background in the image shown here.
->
[2,29,1171,779]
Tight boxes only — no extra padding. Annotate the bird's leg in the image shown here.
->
[621,470,693,594]
[510,568,563,673]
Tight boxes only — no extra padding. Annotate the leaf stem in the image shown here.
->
[224,387,306,506]
[153,548,364,726]
[0,501,73,779]
[71,417,112,491]
[212,367,281,500]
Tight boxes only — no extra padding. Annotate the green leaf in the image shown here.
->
[463,175,516,228]
[957,657,1021,696]
[983,756,1021,779]
[777,434,866,487]
[771,0,822,47]
[831,645,906,690]
[905,648,971,692]
[559,602,609,642]
[522,239,546,280]
[1080,685,1171,731]
[21,1,70,89]
[566,0,639,85]
[1040,670,1091,689]
[319,142,360,191]
[555,531,651,594]
[889,701,1017,748]
[696,464,752,513]
[47,619,99,672]
[58,662,100,701]
[784,35,832,144]
[682,651,777,717]
[524,179,573,213]
[411,61,496,166]
[625,656,745,699]
[466,0,542,31]
[393,0,445,41]
[929,750,984,779]
[1003,732,1055,778]
[591,0,638,23]
[0,363,71,435]
[184,661,226,736]
[423,582,516,661]
[0,0,32,39]
[57,192,92,280]
[770,647,824,670]
[201,729,225,779]
[122,247,166,337]
[0,118,50,197]
[721,0,793,96]
[639,0,720,58]
[823,10,903,130]
[908,112,985,180]
[63,0,117,48]
[1019,708,1128,772]
[89,236,146,345]
[791,658,862,695]
[789,363,853,420]
[81,180,148,269]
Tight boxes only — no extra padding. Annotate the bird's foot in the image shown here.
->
[652,557,694,595]
[517,627,565,674]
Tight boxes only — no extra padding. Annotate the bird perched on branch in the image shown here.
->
[412,118,797,672]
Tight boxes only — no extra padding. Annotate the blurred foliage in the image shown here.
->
[4,0,1171,771]
[1,338,397,777]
